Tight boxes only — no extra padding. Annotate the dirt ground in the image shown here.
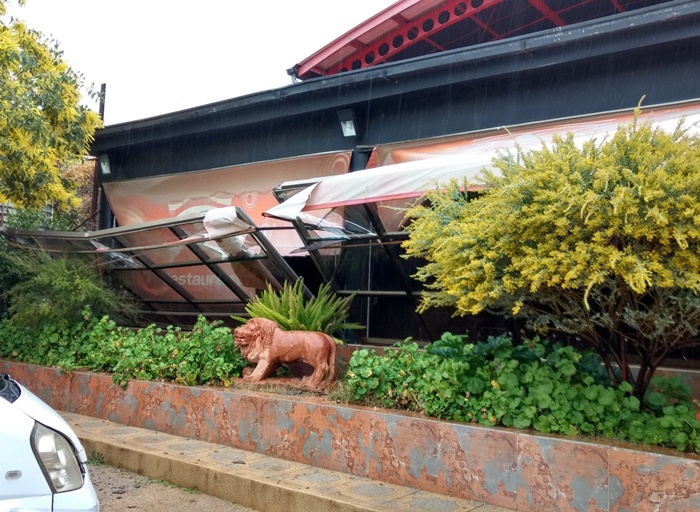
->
[89,463,257,512]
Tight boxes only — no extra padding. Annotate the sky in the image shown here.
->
[6,0,397,125]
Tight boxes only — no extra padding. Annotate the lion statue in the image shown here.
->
[233,317,337,391]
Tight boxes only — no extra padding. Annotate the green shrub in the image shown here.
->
[0,309,248,387]
[345,334,700,454]
[2,250,138,327]
[233,280,362,336]
[0,207,84,316]
[3,207,81,231]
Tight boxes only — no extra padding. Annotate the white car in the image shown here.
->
[0,373,99,512]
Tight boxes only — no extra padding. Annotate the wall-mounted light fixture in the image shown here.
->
[98,154,111,175]
[337,109,356,138]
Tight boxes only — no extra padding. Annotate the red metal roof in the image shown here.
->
[289,0,673,81]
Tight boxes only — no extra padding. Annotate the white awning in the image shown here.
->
[264,100,700,223]
[263,153,491,222]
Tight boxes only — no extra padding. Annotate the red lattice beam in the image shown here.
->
[324,0,506,76]
[528,0,566,26]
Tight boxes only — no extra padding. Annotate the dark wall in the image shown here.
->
[361,38,700,145]
[102,34,700,186]
[103,111,356,182]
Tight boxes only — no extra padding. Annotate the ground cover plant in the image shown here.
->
[0,308,248,387]
[0,309,697,454]
[344,333,700,454]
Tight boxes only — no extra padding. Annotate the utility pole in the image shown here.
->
[89,83,107,230]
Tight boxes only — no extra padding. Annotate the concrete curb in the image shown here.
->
[62,412,512,512]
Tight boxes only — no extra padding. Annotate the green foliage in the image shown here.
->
[0,0,102,208]
[0,207,82,315]
[4,206,80,231]
[107,315,247,387]
[345,335,700,454]
[0,308,248,387]
[403,108,700,399]
[345,340,422,409]
[233,280,362,336]
[3,250,138,327]
[644,374,694,413]
[86,450,104,466]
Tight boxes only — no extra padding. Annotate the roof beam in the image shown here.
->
[467,10,502,40]
[528,0,567,27]
[326,0,506,76]
[610,0,626,12]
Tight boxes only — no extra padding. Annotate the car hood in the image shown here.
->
[4,379,88,462]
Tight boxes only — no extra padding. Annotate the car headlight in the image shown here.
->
[31,423,84,493]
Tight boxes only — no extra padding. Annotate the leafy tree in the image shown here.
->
[0,0,102,208]
[403,109,700,400]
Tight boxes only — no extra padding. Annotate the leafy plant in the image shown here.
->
[0,309,248,388]
[87,450,104,465]
[0,207,83,316]
[233,280,363,337]
[105,316,248,388]
[344,334,700,454]
[3,250,138,327]
[403,106,700,400]
[3,207,81,231]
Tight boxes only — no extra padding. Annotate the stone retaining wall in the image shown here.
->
[2,360,698,512]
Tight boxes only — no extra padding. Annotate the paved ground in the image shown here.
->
[91,463,255,512]
[64,412,513,512]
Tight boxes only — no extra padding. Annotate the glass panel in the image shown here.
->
[116,227,182,248]
[419,307,515,343]
[341,205,376,235]
[34,237,89,253]
[119,270,184,301]
[131,245,200,266]
[301,205,377,239]
[216,261,284,297]
[103,152,351,257]
[200,303,249,315]
[4,233,41,249]
[1,204,304,328]
[160,266,239,300]
[348,295,425,342]
[97,250,145,270]
[316,241,407,292]
[204,233,263,260]
[160,266,243,301]
[255,228,307,257]
[145,303,199,313]
[89,237,122,252]
[173,221,205,237]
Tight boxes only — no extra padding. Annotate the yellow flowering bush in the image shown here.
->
[0,0,102,208]
[403,108,700,399]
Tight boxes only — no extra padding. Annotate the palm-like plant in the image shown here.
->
[233,280,363,338]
